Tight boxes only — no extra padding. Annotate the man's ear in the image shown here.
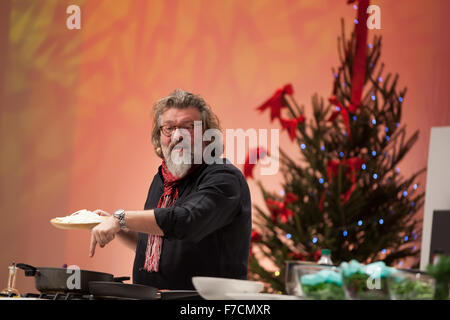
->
[156,147,163,158]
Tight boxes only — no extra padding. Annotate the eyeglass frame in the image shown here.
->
[159,121,202,137]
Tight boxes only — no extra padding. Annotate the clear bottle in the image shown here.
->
[1,262,21,297]
[317,249,333,265]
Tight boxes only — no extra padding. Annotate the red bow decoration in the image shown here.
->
[251,230,261,243]
[266,192,299,223]
[327,95,352,139]
[311,249,322,262]
[280,116,306,141]
[349,0,369,109]
[257,84,294,122]
[284,192,299,204]
[287,252,306,261]
[328,0,369,139]
[249,230,262,257]
[319,157,365,211]
[243,147,268,179]
[340,157,366,203]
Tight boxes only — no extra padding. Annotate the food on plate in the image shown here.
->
[53,209,105,224]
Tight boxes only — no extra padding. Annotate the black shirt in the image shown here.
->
[132,159,252,290]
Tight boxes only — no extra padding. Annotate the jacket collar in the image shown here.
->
[157,162,207,197]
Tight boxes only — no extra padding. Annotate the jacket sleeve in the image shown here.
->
[153,167,242,243]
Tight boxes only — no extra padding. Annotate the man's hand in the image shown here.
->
[89,209,121,257]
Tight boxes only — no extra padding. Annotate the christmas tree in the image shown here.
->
[245,1,425,293]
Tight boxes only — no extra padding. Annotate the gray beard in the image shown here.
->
[161,143,193,178]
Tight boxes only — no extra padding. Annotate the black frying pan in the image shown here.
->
[17,263,129,294]
[88,282,159,300]
[158,290,203,300]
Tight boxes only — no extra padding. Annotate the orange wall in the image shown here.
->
[1,0,449,293]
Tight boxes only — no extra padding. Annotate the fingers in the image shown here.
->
[89,218,118,257]
[97,230,114,246]
[89,232,97,257]
[93,209,111,217]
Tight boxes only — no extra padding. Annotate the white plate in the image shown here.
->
[225,293,304,300]
[192,277,264,300]
[50,218,104,230]
[196,292,231,300]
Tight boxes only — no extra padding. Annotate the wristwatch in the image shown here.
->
[113,209,127,229]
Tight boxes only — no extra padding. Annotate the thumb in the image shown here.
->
[93,209,111,217]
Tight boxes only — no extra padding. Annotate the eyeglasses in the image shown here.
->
[159,122,197,137]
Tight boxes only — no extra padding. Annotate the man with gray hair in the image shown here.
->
[89,89,252,290]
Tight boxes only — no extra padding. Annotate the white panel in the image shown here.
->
[420,126,450,270]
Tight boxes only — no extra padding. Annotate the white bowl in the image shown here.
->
[192,277,264,300]
[225,293,303,300]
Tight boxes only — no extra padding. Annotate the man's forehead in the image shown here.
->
[161,107,201,123]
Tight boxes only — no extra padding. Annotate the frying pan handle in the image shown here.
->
[113,276,130,283]
[16,263,37,277]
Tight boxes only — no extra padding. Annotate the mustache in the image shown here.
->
[168,138,190,152]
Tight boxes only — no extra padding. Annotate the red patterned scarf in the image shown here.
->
[143,159,200,272]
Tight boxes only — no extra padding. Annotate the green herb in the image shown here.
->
[389,277,433,300]
[343,272,390,300]
[426,255,450,300]
[301,282,345,300]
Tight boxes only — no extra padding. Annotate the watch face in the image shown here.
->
[114,209,126,229]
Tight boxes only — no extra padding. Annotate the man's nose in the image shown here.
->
[171,128,184,143]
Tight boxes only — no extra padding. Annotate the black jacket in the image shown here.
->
[132,159,252,290]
